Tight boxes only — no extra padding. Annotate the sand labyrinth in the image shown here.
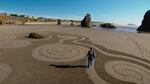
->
[0,40,31,48]
[32,43,88,62]
[31,32,150,84]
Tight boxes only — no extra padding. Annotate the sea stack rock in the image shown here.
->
[81,13,91,27]
[70,20,74,25]
[57,19,61,25]
[137,10,150,32]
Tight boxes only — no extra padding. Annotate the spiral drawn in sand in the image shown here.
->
[105,61,150,84]
[0,63,12,83]
[32,43,88,62]
[0,40,31,48]
[0,35,17,41]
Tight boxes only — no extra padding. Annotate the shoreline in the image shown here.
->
[0,23,138,33]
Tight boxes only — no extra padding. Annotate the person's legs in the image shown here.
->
[88,59,92,68]
[89,59,93,66]
[88,59,90,68]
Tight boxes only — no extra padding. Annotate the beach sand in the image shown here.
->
[0,25,149,84]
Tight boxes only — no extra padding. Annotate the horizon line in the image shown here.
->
[0,11,140,26]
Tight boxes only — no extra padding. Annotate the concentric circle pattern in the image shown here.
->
[105,61,150,84]
[0,40,31,48]
[32,43,88,62]
[0,63,12,82]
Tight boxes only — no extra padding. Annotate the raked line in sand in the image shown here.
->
[0,32,52,83]
[32,33,109,84]
[105,61,150,84]
[31,32,150,84]
[74,36,150,84]
[32,43,87,62]
[0,31,53,48]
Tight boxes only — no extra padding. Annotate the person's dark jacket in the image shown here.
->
[87,50,95,60]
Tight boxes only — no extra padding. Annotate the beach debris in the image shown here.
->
[100,23,116,28]
[137,10,150,32]
[81,13,91,28]
[27,32,43,39]
[57,19,61,25]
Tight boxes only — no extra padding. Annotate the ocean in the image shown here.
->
[114,25,137,32]
[92,25,138,33]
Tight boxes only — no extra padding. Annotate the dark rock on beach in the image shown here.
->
[81,13,91,28]
[137,10,150,32]
[27,32,43,39]
[100,23,116,28]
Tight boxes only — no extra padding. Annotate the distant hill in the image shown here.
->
[0,15,36,24]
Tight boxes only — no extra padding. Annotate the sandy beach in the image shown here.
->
[0,25,149,84]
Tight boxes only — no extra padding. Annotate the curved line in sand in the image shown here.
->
[73,36,150,84]
[32,33,150,84]
[32,43,87,62]
[105,61,150,84]
[73,37,150,67]
[86,61,110,84]
[73,37,110,84]
[32,34,108,84]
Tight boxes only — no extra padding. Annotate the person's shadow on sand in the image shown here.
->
[50,64,88,68]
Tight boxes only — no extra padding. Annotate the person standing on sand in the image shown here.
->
[87,48,96,68]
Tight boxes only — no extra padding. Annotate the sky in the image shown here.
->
[0,0,150,25]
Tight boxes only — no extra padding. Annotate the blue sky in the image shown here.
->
[0,0,150,25]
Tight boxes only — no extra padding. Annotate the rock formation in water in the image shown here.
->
[137,10,150,32]
[81,13,91,28]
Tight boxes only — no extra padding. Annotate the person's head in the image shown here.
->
[90,48,93,50]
